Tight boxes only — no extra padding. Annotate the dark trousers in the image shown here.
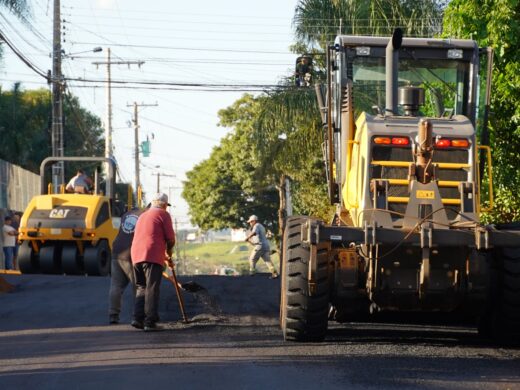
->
[133,262,163,326]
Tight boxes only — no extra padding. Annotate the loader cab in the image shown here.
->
[323,35,493,226]
[331,36,485,126]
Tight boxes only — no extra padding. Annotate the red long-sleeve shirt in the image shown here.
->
[131,207,175,265]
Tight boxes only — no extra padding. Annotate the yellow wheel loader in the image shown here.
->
[17,157,121,276]
[280,29,520,344]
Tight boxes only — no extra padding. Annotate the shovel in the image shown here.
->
[179,280,206,292]
[162,261,189,323]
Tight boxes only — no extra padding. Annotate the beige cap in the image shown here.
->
[151,192,171,206]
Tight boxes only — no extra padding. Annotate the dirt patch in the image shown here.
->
[0,276,14,293]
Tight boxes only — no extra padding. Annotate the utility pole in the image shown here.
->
[127,102,158,192]
[156,172,175,193]
[51,0,64,189]
[93,52,144,159]
[106,48,112,159]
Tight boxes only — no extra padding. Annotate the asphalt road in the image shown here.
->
[1,273,519,390]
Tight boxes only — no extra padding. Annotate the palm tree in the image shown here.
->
[293,0,444,52]
[251,0,446,239]
[251,85,329,240]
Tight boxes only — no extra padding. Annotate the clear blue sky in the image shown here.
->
[0,0,299,227]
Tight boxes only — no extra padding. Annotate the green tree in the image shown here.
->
[251,86,330,233]
[443,0,520,222]
[0,86,104,173]
[182,135,278,232]
[183,0,449,236]
[183,92,329,236]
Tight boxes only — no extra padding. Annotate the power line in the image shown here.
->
[66,21,290,35]
[65,75,287,89]
[67,83,286,93]
[0,29,48,79]
[63,12,291,28]
[63,6,292,21]
[67,24,230,85]
[0,14,49,54]
[118,107,220,142]
[68,57,293,66]
[68,41,295,55]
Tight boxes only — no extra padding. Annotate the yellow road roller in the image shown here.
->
[17,157,121,276]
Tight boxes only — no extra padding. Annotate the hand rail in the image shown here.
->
[478,145,494,211]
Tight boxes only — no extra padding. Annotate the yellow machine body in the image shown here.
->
[19,193,118,247]
[17,156,123,276]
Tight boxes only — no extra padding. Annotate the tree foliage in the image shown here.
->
[182,91,330,233]
[183,0,456,232]
[293,0,445,51]
[182,125,279,231]
[0,0,30,18]
[443,0,520,222]
[0,85,104,173]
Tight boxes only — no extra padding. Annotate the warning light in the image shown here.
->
[391,137,409,145]
[374,137,391,144]
[451,139,469,148]
[436,138,451,148]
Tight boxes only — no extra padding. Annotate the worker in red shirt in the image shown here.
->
[130,193,175,331]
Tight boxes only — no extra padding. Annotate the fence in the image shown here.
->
[0,159,40,211]
[0,159,40,268]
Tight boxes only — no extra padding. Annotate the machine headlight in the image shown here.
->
[447,49,463,59]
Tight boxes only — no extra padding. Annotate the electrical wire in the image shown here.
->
[68,41,295,55]
[67,83,275,92]
[117,107,220,142]
[63,89,101,156]
[65,76,292,90]
[0,28,48,79]
[0,14,49,54]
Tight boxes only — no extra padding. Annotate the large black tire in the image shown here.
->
[84,240,110,276]
[479,247,520,344]
[17,241,39,274]
[62,244,84,275]
[39,245,62,274]
[280,216,331,342]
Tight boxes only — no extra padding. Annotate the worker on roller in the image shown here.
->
[66,169,93,194]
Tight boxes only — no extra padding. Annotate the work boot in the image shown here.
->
[144,323,164,332]
[131,320,144,329]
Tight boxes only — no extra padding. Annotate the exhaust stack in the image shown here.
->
[385,28,403,116]
[415,119,434,184]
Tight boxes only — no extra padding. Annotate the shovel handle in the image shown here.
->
[163,262,189,323]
